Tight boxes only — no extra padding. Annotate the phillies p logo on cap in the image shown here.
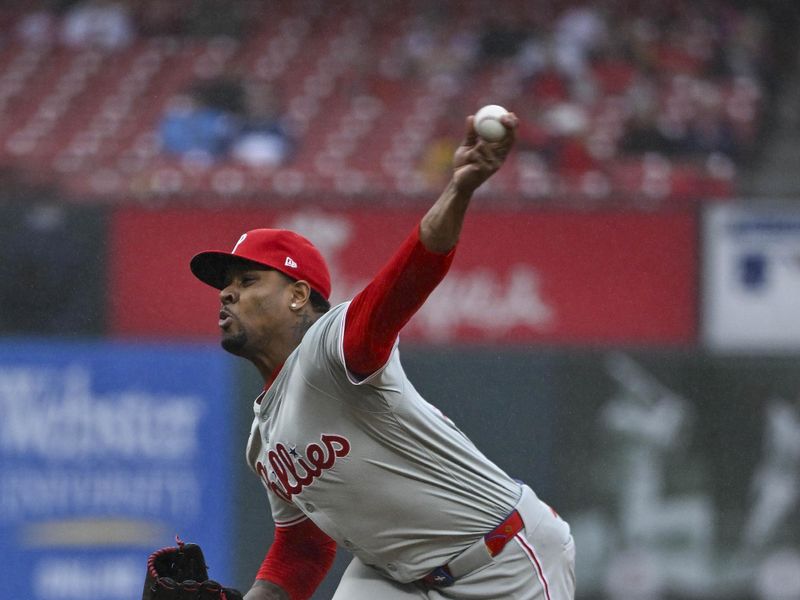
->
[232,233,247,253]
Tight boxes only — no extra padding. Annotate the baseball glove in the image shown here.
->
[142,537,244,600]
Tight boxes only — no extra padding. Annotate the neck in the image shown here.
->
[252,309,319,384]
[290,310,316,346]
[260,360,285,389]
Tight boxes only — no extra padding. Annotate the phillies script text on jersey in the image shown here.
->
[256,433,351,502]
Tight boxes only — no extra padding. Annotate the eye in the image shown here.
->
[241,275,256,286]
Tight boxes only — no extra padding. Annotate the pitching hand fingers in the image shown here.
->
[474,114,517,164]
[500,111,519,134]
[462,115,479,148]
[451,111,518,194]
[491,111,518,154]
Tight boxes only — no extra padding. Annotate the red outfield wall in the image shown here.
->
[109,207,697,345]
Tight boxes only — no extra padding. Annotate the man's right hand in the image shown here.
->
[451,112,517,196]
[243,580,290,600]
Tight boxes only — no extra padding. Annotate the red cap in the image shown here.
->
[190,229,331,300]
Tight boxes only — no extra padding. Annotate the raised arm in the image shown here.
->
[343,112,517,377]
[419,112,517,253]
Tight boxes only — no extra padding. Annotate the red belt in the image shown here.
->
[421,509,525,587]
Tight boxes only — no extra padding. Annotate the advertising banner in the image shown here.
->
[110,207,697,345]
[703,203,800,350]
[0,340,234,600]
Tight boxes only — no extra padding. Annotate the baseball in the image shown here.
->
[474,104,509,142]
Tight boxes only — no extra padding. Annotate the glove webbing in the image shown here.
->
[145,538,238,600]
[148,576,231,600]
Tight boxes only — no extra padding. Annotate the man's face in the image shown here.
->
[218,263,293,356]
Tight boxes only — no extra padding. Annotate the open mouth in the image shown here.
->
[219,309,234,329]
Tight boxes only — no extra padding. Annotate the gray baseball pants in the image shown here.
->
[331,486,576,600]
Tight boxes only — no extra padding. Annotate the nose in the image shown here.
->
[219,285,237,305]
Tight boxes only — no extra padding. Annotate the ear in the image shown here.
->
[289,280,312,310]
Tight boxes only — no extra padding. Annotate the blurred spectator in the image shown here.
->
[516,32,549,79]
[684,84,739,160]
[402,13,478,87]
[589,42,638,96]
[0,0,787,204]
[158,83,235,163]
[231,79,293,168]
[620,74,685,156]
[528,65,571,105]
[60,0,135,50]
[15,8,57,45]
[419,112,463,188]
[541,102,598,176]
[552,2,607,83]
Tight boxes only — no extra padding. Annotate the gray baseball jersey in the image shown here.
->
[246,302,575,597]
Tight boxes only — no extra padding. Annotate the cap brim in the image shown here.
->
[190,251,268,290]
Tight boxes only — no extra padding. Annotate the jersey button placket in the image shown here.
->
[304,502,315,513]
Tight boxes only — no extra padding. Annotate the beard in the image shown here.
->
[221,329,249,356]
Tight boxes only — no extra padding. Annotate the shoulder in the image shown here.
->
[303,302,349,341]
[295,302,349,361]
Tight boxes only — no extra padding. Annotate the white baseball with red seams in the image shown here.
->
[474,104,510,142]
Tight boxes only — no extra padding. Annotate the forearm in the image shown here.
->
[344,224,454,376]
[419,179,472,253]
[419,110,517,253]
[251,519,336,600]
[245,580,289,600]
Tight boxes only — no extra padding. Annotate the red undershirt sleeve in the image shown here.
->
[256,518,337,600]
[343,222,456,377]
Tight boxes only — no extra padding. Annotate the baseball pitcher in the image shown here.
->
[189,111,575,599]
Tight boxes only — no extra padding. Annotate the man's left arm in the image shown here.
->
[343,112,517,377]
[244,519,336,600]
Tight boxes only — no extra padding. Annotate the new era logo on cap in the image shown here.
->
[285,256,298,268]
